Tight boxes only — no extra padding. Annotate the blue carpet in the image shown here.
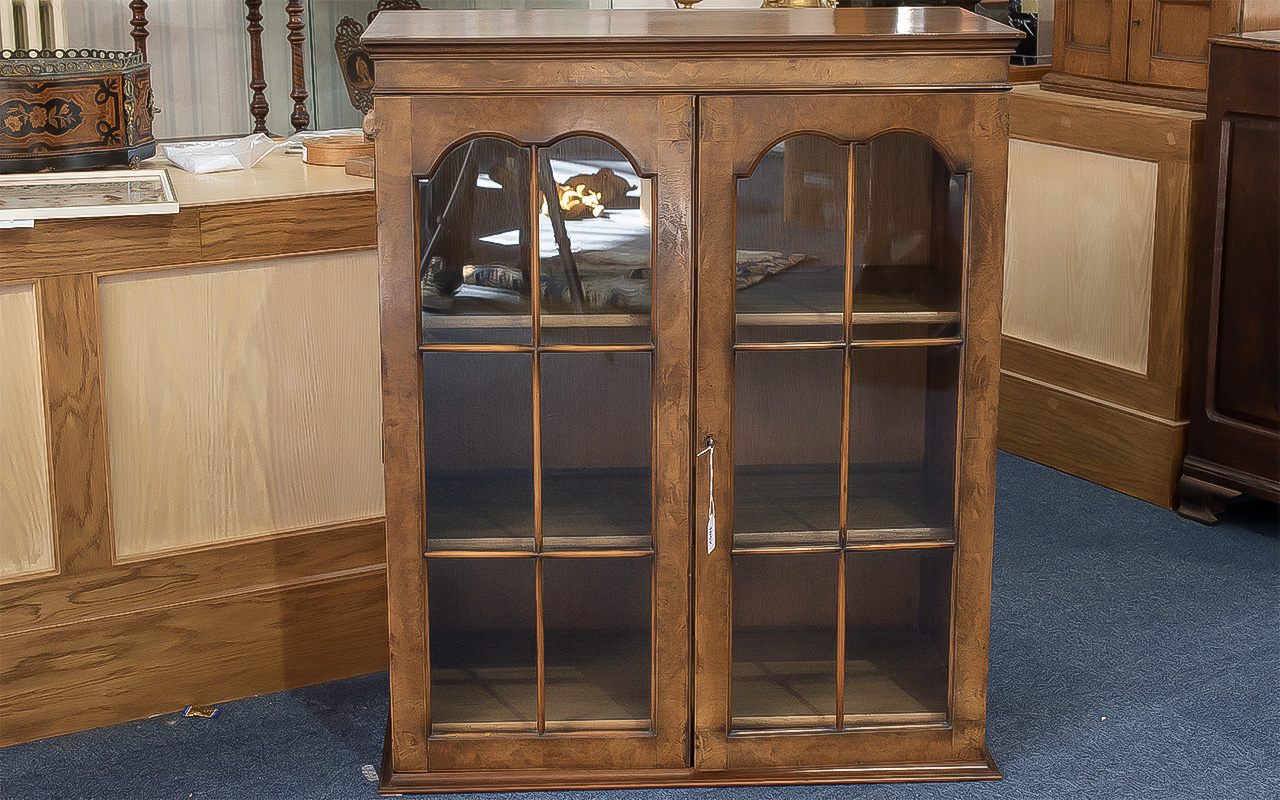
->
[2,454,1277,800]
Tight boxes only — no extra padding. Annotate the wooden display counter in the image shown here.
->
[0,153,387,745]
[999,85,1204,508]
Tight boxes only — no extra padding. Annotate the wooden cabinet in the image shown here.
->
[1177,33,1280,523]
[366,8,1019,792]
[1042,0,1280,110]
[998,85,1204,509]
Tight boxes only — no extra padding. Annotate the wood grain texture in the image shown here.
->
[97,251,384,557]
[40,274,114,573]
[1009,84,1203,163]
[1003,139,1158,373]
[0,568,388,746]
[197,193,376,261]
[1001,337,1181,421]
[0,284,55,579]
[0,519,385,633]
[0,209,203,282]
[998,371,1186,508]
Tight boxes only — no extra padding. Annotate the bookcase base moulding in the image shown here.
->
[366,9,1020,793]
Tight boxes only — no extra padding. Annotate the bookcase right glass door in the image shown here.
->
[730,132,965,732]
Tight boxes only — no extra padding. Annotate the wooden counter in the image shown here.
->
[0,152,387,745]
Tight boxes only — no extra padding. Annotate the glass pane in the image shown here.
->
[540,136,652,346]
[423,352,534,551]
[541,353,651,551]
[845,549,951,721]
[847,346,959,539]
[732,553,839,729]
[428,558,537,731]
[419,137,532,345]
[736,136,847,343]
[733,349,842,549]
[852,134,964,338]
[543,557,652,726]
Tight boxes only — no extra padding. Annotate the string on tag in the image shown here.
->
[697,435,716,554]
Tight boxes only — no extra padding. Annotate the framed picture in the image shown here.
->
[0,169,179,222]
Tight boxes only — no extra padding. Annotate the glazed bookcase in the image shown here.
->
[366,8,1020,793]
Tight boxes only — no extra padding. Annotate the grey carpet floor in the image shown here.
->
[2,453,1277,800]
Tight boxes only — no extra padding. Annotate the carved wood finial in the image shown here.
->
[129,1,149,60]
[286,0,311,133]
[245,0,270,135]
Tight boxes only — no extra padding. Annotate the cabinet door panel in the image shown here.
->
[1128,0,1214,90]
[696,93,1005,770]
[1055,0,1133,82]
[382,94,693,774]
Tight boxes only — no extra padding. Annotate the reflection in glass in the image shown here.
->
[543,557,652,725]
[541,137,652,346]
[844,548,951,721]
[735,136,847,343]
[541,353,652,551]
[428,558,537,730]
[851,134,965,335]
[733,349,842,548]
[847,346,959,537]
[423,352,534,550]
[732,553,838,729]
[419,137,532,345]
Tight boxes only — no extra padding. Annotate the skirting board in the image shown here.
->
[998,371,1187,509]
[0,567,389,746]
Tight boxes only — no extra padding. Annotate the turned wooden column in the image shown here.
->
[129,1,148,60]
[246,0,270,135]
[286,0,311,133]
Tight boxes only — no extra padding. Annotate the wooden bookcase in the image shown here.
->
[366,8,1020,792]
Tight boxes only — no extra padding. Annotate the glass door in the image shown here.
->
[695,94,1000,771]
[381,95,693,774]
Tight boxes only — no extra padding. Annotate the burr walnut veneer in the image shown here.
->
[366,8,1020,793]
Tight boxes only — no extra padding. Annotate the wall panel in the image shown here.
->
[1003,138,1158,373]
[0,284,55,579]
[98,251,384,557]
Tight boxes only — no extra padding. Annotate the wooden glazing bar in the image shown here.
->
[423,314,645,329]
[423,550,536,559]
[530,145,546,737]
[835,549,847,731]
[842,538,956,552]
[539,344,655,353]
[729,544,843,556]
[535,557,546,734]
[538,549,654,559]
[844,142,857,346]
[847,337,964,349]
[419,343,535,353]
[735,311,963,327]
[732,341,846,351]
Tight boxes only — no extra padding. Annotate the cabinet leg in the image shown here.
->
[1176,473,1242,525]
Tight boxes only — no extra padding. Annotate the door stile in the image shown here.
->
[376,93,431,774]
[692,94,737,773]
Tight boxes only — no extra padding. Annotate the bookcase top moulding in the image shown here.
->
[361,8,1024,57]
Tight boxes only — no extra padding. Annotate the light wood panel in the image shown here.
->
[1003,138,1158,373]
[97,251,384,557]
[0,284,55,579]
